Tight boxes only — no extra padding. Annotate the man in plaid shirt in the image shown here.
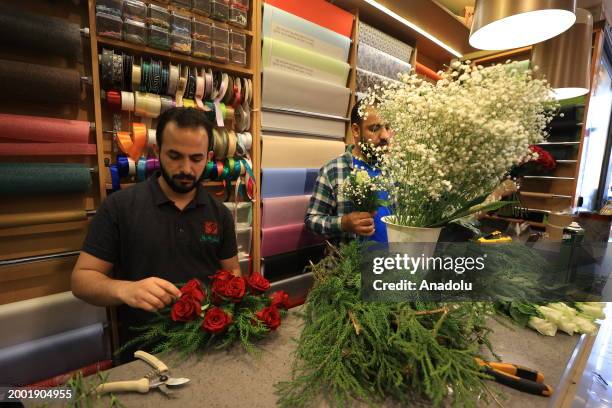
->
[305,101,392,243]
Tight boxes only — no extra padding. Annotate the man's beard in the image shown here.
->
[160,163,198,194]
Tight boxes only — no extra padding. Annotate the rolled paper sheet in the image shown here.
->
[0,6,82,60]
[356,68,402,94]
[261,223,325,257]
[261,110,345,139]
[0,209,87,229]
[265,0,354,38]
[261,168,318,198]
[262,68,350,118]
[0,292,107,349]
[261,134,345,168]
[0,163,92,195]
[0,114,91,144]
[357,43,412,80]
[263,3,351,61]
[0,59,81,104]
[262,195,311,228]
[0,143,97,156]
[358,21,414,63]
[264,247,325,282]
[262,37,350,87]
[0,323,106,386]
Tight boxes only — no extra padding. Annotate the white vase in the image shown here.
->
[382,216,442,243]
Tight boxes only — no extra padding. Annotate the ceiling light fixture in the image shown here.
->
[470,0,576,51]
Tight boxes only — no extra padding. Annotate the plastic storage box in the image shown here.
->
[192,39,212,58]
[171,33,192,54]
[172,0,192,9]
[124,19,147,44]
[229,5,247,27]
[223,202,252,225]
[235,224,252,256]
[230,49,246,65]
[212,23,229,47]
[96,0,123,18]
[212,44,229,63]
[171,12,192,37]
[148,4,171,29]
[211,0,230,22]
[230,31,245,51]
[123,0,147,22]
[148,26,170,50]
[230,0,248,10]
[192,19,212,40]
[193,0,211,16]
[96,12,123,40]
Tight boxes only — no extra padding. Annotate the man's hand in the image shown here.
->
[341,212,375,236]
[117,277,182,312]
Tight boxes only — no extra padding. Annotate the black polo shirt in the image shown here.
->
[82,173,237,358]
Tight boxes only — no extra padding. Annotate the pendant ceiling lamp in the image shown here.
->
[469,0,576,51]
[531,8,593,100]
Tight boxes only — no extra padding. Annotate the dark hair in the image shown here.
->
[155,107,214,151]
[350,99,364,126]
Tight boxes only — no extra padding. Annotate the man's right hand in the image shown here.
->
[117,277,182,312]
[341,212,375,236]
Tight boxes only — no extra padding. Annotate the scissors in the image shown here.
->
[476,358,553,397]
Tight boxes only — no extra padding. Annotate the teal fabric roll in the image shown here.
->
[0,163,92,195]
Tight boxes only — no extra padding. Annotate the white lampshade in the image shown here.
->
[470,0,576,51]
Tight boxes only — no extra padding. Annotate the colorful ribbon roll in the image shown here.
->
[116,123,147,161]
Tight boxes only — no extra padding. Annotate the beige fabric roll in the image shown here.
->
[262,134,345,168]
[0,210,87,229]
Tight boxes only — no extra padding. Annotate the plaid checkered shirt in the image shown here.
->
[305,145,357,243]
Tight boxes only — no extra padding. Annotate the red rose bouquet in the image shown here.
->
[121,272,290,357]
[510,145,557,178]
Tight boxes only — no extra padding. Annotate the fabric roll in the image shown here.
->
[357,43,412,80]
[0,210,87,229]
[0,292,107,349]
[0,114,90,144]
[0,323,106,386]
[0,59,81,104]
[261,223,325,257]
[358,22,414,63]
[262,37,350,87]
[262,68,350,117]
[0,143,96,156]
[0,163,91,195]
[261,168,318,198]
[263,3,351,61]
[264,247,324,282]
[262,134,345,168]
[0,6,82,60]
[265,0,354,38]
[262,195,311,228]
[356,68,402,94]
[262,110,345,139]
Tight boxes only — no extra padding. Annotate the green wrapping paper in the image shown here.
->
[0,163,92,195]
[262,37,350,86]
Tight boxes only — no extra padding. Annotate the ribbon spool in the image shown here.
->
[121,91,135,112]
[106,90,121,112]
[134,92,162,118]
[116,123,147,160]
[212,127,228,160]
[109,164,120,191]
[147,129,156,148]
[136,157,147,181]
[146,157,160,175]
[168,63,179,95]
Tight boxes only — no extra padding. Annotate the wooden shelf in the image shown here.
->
[105,180,236,190]
[97,37,253,76]
[522,176,575,181]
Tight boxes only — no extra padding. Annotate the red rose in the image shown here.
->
[202,307,232,334]
[246,272,270,294]
[225,276,246,302]
[180,279,206,302]
[270,290,290,309]
[210,269,233,282]
[211,276,246,303]
[255,306,281,330]
[171,295,201,322]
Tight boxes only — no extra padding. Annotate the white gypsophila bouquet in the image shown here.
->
[339,167,386,213]
[360,60,557,227]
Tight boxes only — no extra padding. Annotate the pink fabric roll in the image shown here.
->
[262,195,311,228]
[261,223,324,257]
[0,114,91,144]
[0,143,97,156]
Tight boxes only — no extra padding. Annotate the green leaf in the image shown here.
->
[428,201,515,227]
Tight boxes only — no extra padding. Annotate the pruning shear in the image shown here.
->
[476,358,553,397]
[96,351,190,397]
